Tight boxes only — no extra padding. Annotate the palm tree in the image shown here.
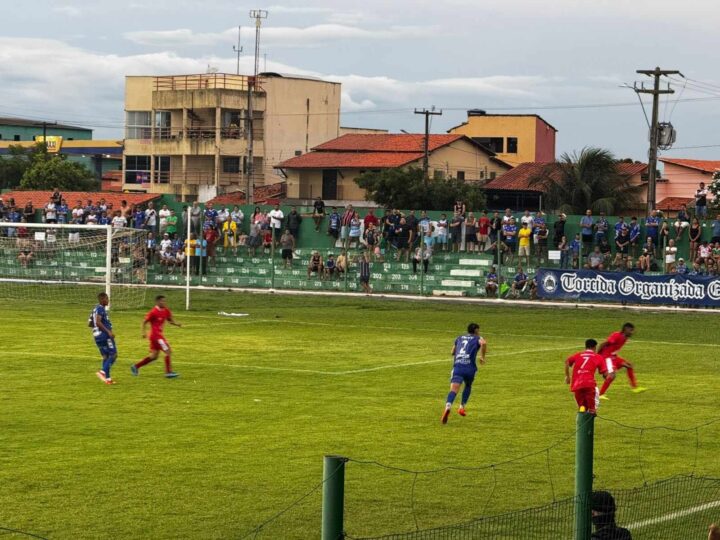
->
[529,147,644,214]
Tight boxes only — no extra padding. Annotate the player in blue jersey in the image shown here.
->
[88,292,117,385]
[441,323,487,424]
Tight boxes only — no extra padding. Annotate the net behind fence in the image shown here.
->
[347,476,720,540]
[0,224,147,309]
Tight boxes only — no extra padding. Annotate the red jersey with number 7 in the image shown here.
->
[145,306,172,339]
[599,331,627,356]
[566,350,609,391]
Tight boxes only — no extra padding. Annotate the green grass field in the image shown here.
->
[1,290,719,539]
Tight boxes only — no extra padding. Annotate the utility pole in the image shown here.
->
[635,67,682,214]
[414,108,442,184]
[33,121,58,153]
[232,26,243,75]
[246,9,268,205]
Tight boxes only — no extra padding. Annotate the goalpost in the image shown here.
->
[0,222,148,309]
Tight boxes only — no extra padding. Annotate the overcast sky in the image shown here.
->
[2,0,720,162]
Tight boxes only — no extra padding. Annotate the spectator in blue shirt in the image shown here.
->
[485,266,499,297]
[674,257,688,275]
[674,204,690,239]
[328,207,341,240]
[614,216,626,239]
[502,217,518,264]
[629,217,641,257]
[580,210,594,254]
[645,210,660,246]
[510,267,528,299]
[133,208,145,230]
[569,233,582,268]
[595,211,609,245]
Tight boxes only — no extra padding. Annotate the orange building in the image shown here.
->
[448,110,557,166]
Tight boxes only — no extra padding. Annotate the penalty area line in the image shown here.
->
[624,499,720,530]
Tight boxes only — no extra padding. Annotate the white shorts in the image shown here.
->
[519,245,531,256]
[674,221,689,228]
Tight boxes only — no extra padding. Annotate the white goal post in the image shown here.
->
[0,222,148,309]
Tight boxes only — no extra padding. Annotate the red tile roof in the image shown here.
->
[312,133,464,153]
[276,151,423,170]
[0,190,159,209]
[205,182,287,206]
[657,197,693,211]
[659,158,720,173]
[484,162,648,192]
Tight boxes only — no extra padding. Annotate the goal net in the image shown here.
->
[0,222,148,309]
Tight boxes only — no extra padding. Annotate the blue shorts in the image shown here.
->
[450,367,476,385]
[95,337,117,359]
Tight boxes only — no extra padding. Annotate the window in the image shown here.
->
[479,170,485,180]
[472,137,504,153]
[126,111,151,139]
[223,157,241,174]
[154,156,170,183]
[507,137,518,154]
[433,169,446,180]
[14,135,20,141]
[222,111,242,127]
[489,172,497,180]
[456,171,465,181]
[125,155,151,184]
[155,111,171,139]
[0,134,3,140]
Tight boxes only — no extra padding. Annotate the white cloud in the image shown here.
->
[124,23,430,48]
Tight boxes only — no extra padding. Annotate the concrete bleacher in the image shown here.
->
[0,244,541,298]
[149,249,539,297]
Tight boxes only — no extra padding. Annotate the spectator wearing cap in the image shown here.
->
[664,238,678,273]
[510,267,528,299]
[674,204,690,239]
[590,491,632,540]
[674,257,688,275]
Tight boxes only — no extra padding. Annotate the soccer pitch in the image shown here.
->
[1,290,719,539]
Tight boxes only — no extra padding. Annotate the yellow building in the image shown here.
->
[276,133,511,201]
[448,110,557,166]
[123,72,341,201]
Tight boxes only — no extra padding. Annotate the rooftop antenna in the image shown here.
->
[232,26,243,75]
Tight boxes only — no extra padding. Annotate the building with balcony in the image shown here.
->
[448,110,557,165]
[276,133,511,202]
[122,72,341,201]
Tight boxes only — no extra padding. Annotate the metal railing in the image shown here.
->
[154,74,262,92]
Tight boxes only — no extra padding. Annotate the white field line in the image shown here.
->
[0,346,569,376]
[624,499,720,530]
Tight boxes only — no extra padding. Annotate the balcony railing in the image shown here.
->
[154,74,262,92]
[153,126,248,141]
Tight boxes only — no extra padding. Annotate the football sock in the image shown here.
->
[627,368,638,388]
[461,385,472,407]
[445,390,457,408]
[599,377,613,396]
[135,356,154,369]
[164,355,172,374]
[102,358,112,379]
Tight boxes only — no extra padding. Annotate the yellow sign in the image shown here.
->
[36,136,63,153]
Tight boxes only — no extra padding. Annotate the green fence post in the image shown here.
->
[575,411,595,540]
[322,455,346,540]
[271,232,276,290]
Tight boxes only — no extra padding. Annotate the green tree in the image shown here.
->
[0,144,36,189]
[529,147,644,214]
[20,151,98,191]
[355,167,486,210]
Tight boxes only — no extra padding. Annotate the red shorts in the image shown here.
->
[150,336,170,353]
[573,387,599,413]
[608,355,630,371]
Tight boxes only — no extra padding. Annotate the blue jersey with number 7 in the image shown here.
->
[453,335,481,369]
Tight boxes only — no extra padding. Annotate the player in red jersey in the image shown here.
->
[598,322,646,399]
[131,295,182,378]
[565,339,614,414]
